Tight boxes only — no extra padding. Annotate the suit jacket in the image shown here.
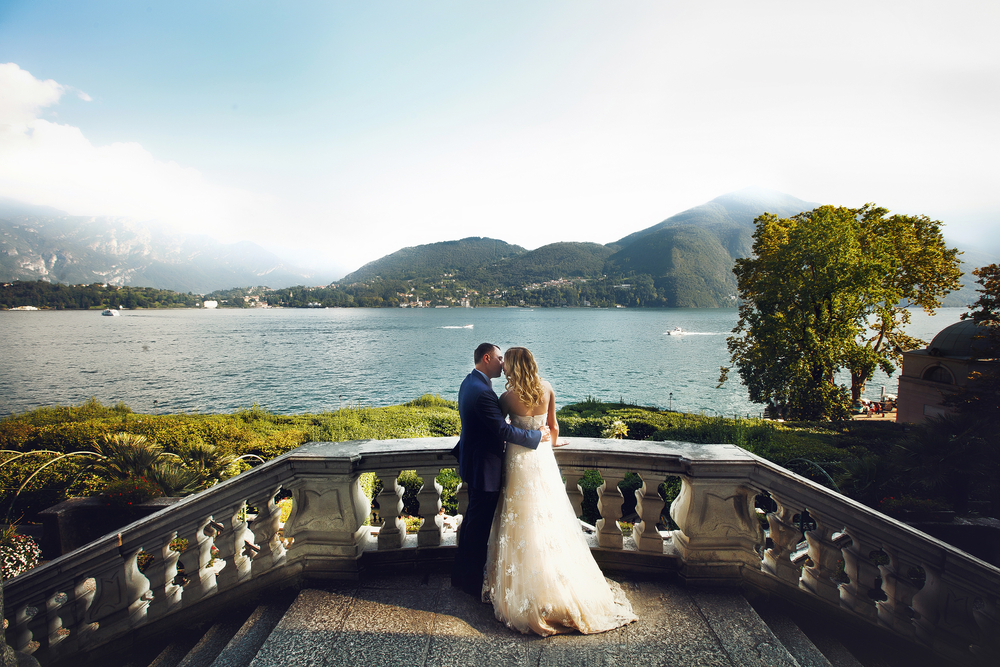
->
[452,370,541,493]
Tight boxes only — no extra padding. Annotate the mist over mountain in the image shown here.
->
[0,200,329,294]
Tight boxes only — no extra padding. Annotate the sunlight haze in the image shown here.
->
[2,1,998,278]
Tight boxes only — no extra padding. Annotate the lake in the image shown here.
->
[0,307,966,417]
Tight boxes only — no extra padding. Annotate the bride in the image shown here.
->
[483,347,636,636]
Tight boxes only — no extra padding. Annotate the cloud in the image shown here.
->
[0,62,65,124]
[0,63,269,239]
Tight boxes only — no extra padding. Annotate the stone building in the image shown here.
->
[896,319,998,423]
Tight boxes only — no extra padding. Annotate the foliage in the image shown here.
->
[878,495,950,518]
[842,208,961,401]
[0,397,984,529]
[945,264,1000,427]
[91,433,165,481]
[0,526,43,579]
[0,281,200,310]
[0,399,462,518]
[722,204,960,420]
[601,420,629,439]
[103,476,163,509]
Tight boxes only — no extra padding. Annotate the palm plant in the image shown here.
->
[91,433,165,481]
[145,462,203,497]
[179,443,238,489]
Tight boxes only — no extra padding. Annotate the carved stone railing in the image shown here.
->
[4,437,999,666]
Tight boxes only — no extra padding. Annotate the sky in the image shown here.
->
[1,1,998,278]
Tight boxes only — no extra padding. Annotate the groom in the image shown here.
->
[450,342,546,598]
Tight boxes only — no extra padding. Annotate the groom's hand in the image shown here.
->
[539,425,551,442]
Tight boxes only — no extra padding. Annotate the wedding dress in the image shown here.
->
[483,413,637,636]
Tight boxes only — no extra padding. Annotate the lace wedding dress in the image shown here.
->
[483,413,637,636]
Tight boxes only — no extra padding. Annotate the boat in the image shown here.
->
[101,308,120,317]
[665,327,684,335]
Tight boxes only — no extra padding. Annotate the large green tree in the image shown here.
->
[842,208,962,401]
[723,204,961,420]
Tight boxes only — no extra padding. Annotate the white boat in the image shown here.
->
[101,308,120,316]
[665,327,684,335]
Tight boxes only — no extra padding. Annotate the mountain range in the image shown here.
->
[2,189,994,306]
[0,199,331,295]
[342,188,821,307]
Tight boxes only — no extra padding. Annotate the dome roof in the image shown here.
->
[927,320,994,358]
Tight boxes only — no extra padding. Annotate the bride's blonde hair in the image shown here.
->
[504,347,545,408]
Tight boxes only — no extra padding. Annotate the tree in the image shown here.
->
[945,264,1000,424]
[722,204,961,420]
[843,209,961,402]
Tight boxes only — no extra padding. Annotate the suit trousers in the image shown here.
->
[451,487,501,596]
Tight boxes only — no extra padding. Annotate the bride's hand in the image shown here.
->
[551,439,570,448]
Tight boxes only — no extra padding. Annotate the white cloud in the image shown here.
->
[0,62,65,125]
[0,63,270,240]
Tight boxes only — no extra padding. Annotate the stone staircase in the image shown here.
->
[53,574,950,667]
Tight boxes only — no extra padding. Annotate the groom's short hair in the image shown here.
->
[474,342,499,364]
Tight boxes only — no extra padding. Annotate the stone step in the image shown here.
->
[748,594,944,667]
[244,574,810,667]
[55,573,957,667]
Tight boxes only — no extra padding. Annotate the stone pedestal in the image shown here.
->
[38,497,182,558]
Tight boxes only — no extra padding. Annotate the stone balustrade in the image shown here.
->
[4,437,999,666]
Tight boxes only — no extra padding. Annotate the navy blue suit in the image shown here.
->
[451,370,540,595]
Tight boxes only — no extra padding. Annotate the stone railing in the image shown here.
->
[4,437,999,665]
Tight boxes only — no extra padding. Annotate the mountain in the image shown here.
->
[503,242,614,282]
[599,188,820,306]
[606,226,739,307]
[340,237,527,283]
[0,201,324,294]
[613,187,819,257]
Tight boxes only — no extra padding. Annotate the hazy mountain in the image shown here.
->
[612,187,820,258]
[0,200,324,294]
[340,237,527,283]
[606,226,739,307]
[597,188,820,306]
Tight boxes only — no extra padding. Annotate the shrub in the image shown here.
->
[0,527,42,579]
[104,476,163,509]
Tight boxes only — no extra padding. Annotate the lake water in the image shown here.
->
[0,307,966,417]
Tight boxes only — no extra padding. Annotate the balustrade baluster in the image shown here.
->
[596,473,626,549]
[72,577,98,646]
[634,474,666,552]
[560,468,586,520]
[14,601,40,653]
[176,518,217,604]
[762,495,803,585]
[45,588,75,655]
[415,467,444,547]
[214,502,253,591]
[799,511,842,604]
[249,487,286,572]
[454,480,468,540]
[122,547,151,629]
[143,532,181,621]
[376,474,406,550]
[877,547,921,637]
[839,529,881,620]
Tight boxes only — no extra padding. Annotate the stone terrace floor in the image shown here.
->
[246,573,800,667]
